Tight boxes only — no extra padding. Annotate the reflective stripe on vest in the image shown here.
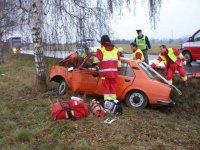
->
[136,36,146,50]
[159,48,177,65]
[99,68,118,72]
[131,48,145,61]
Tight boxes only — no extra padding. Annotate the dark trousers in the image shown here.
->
[142,49,149,65]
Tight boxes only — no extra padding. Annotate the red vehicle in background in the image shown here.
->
[180,29,200,64]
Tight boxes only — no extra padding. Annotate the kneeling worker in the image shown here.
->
[151,45,188,86]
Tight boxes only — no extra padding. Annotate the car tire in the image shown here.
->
[58,79,68,95]
[183,51,192,64]
[125,91,148,109]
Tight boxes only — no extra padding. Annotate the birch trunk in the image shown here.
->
[0,1,3,64]
[30,0,47,90]
[0,35,4,64]
[0,14,3,64]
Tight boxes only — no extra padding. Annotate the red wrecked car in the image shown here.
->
[49,52,179,109]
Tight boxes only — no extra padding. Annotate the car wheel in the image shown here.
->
[125,91,148,109]
[58,80,68,95]
[183,51,192,64]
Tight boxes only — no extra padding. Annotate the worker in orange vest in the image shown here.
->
[151,45,188,86]
[96,35,121,101]
[130,42,145,62]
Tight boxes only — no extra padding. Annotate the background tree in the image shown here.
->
[0,0,19,64]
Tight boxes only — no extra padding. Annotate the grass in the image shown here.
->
[22,44,179,55]
[0,52,200,150]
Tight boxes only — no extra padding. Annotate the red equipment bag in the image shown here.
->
[50,102,69,120]
[50,96,89,120]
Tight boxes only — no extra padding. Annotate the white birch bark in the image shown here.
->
[0,5,3,64]
[0,33,3,64]
[30,0,47,89]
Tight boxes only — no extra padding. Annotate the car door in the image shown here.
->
[70,54,99,94]
[190,31,200,59]
[70,69,99,93]
[116,61,135,98]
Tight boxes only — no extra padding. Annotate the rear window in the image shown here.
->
[138,62,155,79]
[119,61,134,77]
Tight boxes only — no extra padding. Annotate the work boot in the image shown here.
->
[184,80,188,87]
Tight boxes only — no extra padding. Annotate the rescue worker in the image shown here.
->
[96,35,121,101]
[80,46,90,59]
[151,45,188,86]
[130,42,145,62]
[134,29,151,64]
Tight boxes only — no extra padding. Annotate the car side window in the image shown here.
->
[119,61,134,77]
[194,31,200,41]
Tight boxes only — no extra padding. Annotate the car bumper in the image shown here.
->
[156,99,175,107]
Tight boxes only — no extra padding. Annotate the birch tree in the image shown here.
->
[29,0,47,89]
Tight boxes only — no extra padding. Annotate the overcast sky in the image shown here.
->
[111,0,200,40]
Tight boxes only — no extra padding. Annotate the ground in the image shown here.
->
[0,53,200,150]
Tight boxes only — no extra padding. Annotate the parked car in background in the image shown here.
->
[49,52,175,109]
[6,37,23,54]
[180,29,200,63]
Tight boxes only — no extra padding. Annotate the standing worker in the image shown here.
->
[134,29,151,64]
[96,35,121,101]
[130,42,145,62]
[151,45,188,86]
